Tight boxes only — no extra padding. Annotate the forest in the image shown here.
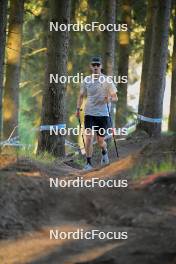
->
[0,0,176,263]
[0,0,175,156]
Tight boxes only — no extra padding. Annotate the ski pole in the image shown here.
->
[77,110,86,152]
[106,100,119,158]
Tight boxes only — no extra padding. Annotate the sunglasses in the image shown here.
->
[91,63,101,67]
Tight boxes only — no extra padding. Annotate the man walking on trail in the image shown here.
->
[76,57,118,171]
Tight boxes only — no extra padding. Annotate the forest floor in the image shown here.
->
[0,133,176,264]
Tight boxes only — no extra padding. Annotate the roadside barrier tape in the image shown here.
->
[65,139,80,149]
[138,115,162,123]
[1,121,132,152]
[40,124,66,131]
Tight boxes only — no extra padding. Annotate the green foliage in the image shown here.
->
[72,153,85,167]
[130,0,147,62]
[18,148,56,164]
[19,0,47,148]
[132,157,176,180]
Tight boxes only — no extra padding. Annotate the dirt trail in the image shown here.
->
[0,135,176,264]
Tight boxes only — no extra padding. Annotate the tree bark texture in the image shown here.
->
[0,0,8,139]
[38,0,71,157]
[3,0,24,139]
[138,0,171,136]
[168,1,176,132]
[115,0,131,128]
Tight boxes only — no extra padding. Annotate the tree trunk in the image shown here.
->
[168,1,176,132]
[115,0,131,128]
[38,0,71,157]
[138,0,171,136]
[0,0,8,140]
[3,0,24,139]
[103,0,116,76]
[102,0,116,124]
[137,0,153,118]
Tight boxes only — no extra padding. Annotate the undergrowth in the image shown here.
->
[132,157,176,180]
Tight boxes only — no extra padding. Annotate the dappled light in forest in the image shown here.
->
[119,31,129,45]
[76,0,88,23]
[23,47,46,59]
[7,25,22,65]
[77,46,87,56]
[19,80,33,89]
[3,98,15,121]
[67,61,73,72]
[24,0,44,17]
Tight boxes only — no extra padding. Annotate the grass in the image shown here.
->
[18,146,86,167]
[17,147,56,164]
[72,154,85,167]
[162,131,176,136]
[132,157,176,180]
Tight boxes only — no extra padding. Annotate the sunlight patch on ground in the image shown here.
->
[83,154,137,180]
[0,155,17,169]
[16,171,41,177]
[64,242,123,264]
[0,224,89,264]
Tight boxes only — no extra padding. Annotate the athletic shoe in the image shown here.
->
[83,163,93,171]
[101,152,110,165]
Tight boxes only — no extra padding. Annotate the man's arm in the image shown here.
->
[104,92,118,103]
[104,80,118,103]
[110,92,118,102]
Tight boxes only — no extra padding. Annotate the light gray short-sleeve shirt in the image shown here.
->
[80,74,117,116]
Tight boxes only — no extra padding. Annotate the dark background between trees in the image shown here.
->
[0,0,175,157]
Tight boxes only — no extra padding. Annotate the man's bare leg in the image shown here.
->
[97,135,109,165]
[97,135,107,151]
[85,130,94,165]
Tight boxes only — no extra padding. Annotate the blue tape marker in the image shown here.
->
[40,124,66,131]
[138,115,162,123]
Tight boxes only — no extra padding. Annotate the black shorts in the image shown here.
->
[84,115,109,137]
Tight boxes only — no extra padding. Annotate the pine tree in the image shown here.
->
[102,0,116,123]
[0,0,8,139]
[38,0,71,156]
[115,0,132,128]
[138,0,171,136]
[137,0,153,118]
[169,0,176,132]
[3,0,25,139]
[103,0,116,76]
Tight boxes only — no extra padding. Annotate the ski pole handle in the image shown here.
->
[77,114,86,152]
